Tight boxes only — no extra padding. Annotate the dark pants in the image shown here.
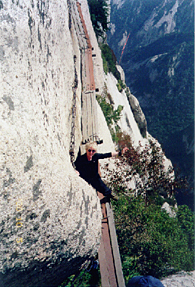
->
[89,177,111,197]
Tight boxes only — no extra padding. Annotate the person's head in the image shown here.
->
[85,141,97,161]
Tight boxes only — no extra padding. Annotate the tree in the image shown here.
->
[87,0,109,38]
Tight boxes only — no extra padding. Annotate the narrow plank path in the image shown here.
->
[98,193,125,287]
[71,2,126,285]
[98,193,118,287]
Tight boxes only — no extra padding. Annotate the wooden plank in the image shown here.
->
[76,2,92,49]
[77,1,95,91]
[106,202,126,287]
[98,193,118,287]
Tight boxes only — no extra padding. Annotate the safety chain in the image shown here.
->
[81,134,103,145]
[67,0,72,30]
[69,55,78,167]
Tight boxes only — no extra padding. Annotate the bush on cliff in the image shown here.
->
[104,136,194,281]
[100,43,121,80]
[96,94,123,142]
[112,196,194,281]
[87,0,109,38]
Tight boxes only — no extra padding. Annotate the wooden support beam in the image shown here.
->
[106,202,126,287]
[98,193,118,287]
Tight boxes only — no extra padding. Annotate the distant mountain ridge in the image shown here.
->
[107,0,194,209]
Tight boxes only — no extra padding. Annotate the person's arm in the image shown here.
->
[96,147,129,160]
[111,147,129,157]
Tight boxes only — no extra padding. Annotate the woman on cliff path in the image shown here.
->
[74,141,128,201]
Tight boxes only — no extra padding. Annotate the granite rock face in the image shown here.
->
[127,91,147,138]
[0,0,101,286]
[161,271,195,287]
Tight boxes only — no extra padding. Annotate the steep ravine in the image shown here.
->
[107,0,194,209]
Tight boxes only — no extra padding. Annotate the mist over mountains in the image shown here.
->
[107,0,194,209]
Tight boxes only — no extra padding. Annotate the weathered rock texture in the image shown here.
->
[0,0,102,286]
[127,91,147,138]
[161,271,195,287]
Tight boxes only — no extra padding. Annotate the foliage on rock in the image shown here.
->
[113,196,194,281]
[100,43,121,80]
[105,136,180,205]
[117,79,126,92]
[97,95,123,127]
[102,134,193,281]
[96,86,123,142]
[87,0,109,38]
[58,269,99,287]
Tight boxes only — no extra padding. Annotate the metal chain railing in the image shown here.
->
[69,55,78,166]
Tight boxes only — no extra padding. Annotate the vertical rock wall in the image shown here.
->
[0,1,102,286]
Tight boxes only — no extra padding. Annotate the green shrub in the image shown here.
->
[177,205,194,252]
[106,139,178,204]
[112,196,194,281]
[87,0,109,38]
[96,95,123,128]
[58,268,101,287]
[125,87,130,97]
[103,137,194,281]
[102,52,108,75]
[117,79,126,92]
[100,44,121,80]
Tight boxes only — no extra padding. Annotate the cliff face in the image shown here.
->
[0,1,103,286]
[0,0,172,286]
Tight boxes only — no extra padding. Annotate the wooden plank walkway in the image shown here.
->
[98,193,126,287]
[106,201,125,287]
[74,1,98,152]
[77,1,95,91]
[98,193,118,287]
[71,3,125,284]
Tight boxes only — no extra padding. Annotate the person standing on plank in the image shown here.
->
[74,141,128,200]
